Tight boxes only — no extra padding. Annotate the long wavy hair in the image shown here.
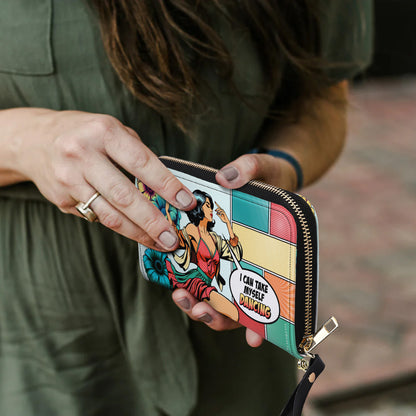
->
[90,0,325,131]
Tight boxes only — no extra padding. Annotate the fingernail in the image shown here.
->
[176,189,194,209]
[219,166,239,182]
[198,313,212,324]
[158,230,178,249]
[177,298,191,311]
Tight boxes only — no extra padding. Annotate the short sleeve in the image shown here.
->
[319,0,374,81]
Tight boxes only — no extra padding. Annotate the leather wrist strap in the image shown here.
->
[280,355,325,416]
[248,147,304,190]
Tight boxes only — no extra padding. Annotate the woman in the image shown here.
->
[165,190,242,321]
[0,1,372,415]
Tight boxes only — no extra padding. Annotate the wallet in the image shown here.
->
[137,156,338,416]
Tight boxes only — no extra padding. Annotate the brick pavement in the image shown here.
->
[301,77,416,413]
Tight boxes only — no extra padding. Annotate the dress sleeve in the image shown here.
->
[213,232,243,262]
[319,0,374,81]
[173,228,192,270]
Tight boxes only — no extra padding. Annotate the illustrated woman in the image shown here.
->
[166,190,242,321]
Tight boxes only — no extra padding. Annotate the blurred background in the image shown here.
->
[303,1,416,415]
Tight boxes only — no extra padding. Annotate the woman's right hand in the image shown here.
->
[2,108,196,250]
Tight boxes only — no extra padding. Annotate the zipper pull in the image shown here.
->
[302,317,339,355]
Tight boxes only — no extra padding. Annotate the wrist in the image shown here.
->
[249,147,303,190]
[0,109,32,183]
[3,108,57,183]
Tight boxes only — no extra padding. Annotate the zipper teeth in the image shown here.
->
[161,156,314,347]
[161,156,218,174]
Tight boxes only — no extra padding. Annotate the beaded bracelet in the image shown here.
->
[248,147,304,190]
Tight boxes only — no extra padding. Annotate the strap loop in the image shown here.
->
[279,355,325,416]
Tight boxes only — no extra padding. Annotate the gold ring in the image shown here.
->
[76,191,100,222]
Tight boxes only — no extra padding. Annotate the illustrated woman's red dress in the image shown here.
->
[166,228,242,300]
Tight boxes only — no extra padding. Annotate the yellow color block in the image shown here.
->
[233,223,296,282]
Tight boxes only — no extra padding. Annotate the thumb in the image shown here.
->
[216,153,295,190]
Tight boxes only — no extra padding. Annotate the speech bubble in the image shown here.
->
[226,242,280,324]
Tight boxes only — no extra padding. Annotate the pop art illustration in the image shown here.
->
[137,157,321,360]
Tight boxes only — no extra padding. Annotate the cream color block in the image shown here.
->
[233,223,296,282]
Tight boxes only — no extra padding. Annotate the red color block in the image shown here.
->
[270,204,297,244]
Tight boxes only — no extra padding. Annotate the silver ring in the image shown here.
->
[76,191,100,222]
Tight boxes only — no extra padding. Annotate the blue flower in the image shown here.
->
[143,249,172,289]
[152,195,181,227]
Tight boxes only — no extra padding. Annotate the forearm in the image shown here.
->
[226,222,235,240]
[257,81,348,189]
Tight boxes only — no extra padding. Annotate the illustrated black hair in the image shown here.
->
[186,190,215,231]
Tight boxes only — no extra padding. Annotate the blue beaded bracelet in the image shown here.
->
[248,147,304,190]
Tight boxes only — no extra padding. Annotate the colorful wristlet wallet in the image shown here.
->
[136,156,338,416]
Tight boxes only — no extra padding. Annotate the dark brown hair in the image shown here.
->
[91,0,325,131]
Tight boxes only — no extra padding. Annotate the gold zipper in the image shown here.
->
[297,317,339,371]
[234,181,339,358]
[300,317,339,353]
[160,156,321,354]
[247,180,315,351]
[160,156,218,175]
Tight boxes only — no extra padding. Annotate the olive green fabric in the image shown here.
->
[320,0,373,81]
[0,199,197,416]
[0,1,372,415]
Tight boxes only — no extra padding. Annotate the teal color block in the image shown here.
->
[265,318,302,359]
[232,190,269,233]
[237,260,263,276]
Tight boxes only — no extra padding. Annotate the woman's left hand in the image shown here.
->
[173,81,349,347]
[214,202,230,224]
[172,288,264,347]
[172,152,295,348]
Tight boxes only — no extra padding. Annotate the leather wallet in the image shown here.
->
[136,156,338,415]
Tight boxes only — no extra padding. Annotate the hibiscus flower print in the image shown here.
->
[143,249,172,289]
[153,195,181,227]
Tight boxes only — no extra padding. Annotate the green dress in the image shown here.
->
[0,1,372,415]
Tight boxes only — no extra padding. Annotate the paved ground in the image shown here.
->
[301,77,416,415]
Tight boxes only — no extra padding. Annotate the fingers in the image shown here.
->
[94,123,197,248]
[79,188,160,249]
[173,289,264,347]
[214,202,227,223]
[216,153,297,191]
[172,289,241,332]
[50,114,196,248]
[83,156,178,250]
[216,154,262,189]
[245,328,264,348]
[214,202,224,215]
[20,110,196,247]
[104,126,196,211]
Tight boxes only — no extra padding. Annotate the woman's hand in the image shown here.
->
[173,81,349,346]
[0,108,196,250]
[214,202,228,223]
[171,152,328,348]
[172,288,264,347]
[172,153,290,348]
